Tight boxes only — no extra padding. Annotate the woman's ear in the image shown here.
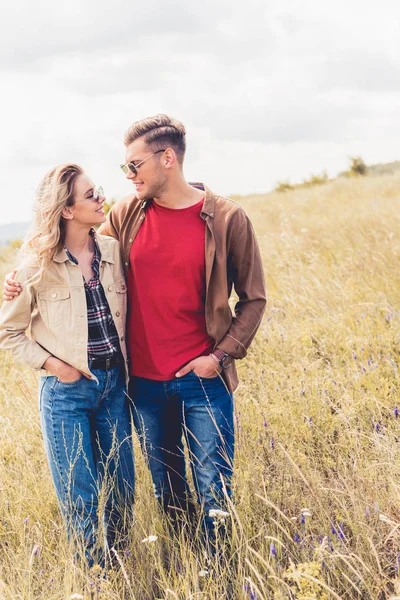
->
[61,206,74,220]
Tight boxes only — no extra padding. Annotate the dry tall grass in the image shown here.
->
[1,174,400,599]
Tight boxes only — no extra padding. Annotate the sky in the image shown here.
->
[0,0,399,225]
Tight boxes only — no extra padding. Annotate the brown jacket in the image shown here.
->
[98,183,266,391]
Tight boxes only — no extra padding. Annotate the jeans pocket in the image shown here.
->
[56,375,84,387]
[195,372,223,381]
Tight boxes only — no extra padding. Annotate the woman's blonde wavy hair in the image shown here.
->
[19,164,83,271]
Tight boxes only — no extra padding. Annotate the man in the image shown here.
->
[5,114,266,543]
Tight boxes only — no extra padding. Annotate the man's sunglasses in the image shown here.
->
[120,149,166,176]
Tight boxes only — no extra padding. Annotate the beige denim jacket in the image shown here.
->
[0,235,129,384]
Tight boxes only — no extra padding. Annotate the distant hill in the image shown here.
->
[367,161,400,175]
[0,222,29,247]
[337,160,400,179]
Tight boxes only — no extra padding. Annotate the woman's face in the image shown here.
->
[67,173,106,226]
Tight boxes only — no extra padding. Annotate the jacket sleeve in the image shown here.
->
[216,213,267,359]
[0,267,52,369]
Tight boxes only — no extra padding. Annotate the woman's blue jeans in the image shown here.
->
[39,367,135,567]
[129,371,234,542]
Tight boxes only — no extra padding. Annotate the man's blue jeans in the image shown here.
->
[129,371,234,540]
[39,367,135,566]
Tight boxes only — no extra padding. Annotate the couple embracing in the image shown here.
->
[0,114,266,567]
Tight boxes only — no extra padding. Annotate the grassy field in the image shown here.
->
[1,173,400,599]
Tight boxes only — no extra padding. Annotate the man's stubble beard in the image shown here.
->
[141,175,168,202]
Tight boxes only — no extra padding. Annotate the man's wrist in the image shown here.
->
[210,348,233,369]
[209,353,221,367]
[213,348,228,360]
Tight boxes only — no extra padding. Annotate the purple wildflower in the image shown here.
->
[270,437,275,449]
[395,406,399,419]
[338,523,345,540]
[301,513,305,524]
[294,532,301,543]
[331,522,337,535]
[244,585,257,600]
[270,542,277,557]
[263,416,268,428]
[23,517,29,524]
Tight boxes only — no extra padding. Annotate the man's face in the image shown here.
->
[124,138,167,200]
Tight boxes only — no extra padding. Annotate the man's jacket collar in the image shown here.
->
[140,182,216,219]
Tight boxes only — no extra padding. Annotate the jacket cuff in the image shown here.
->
[216,334,247,360]
[32,350,53,371]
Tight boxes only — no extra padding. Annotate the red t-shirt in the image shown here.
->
[127,198,215,380]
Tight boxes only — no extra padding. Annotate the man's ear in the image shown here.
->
[61,207,74,220]
[163,148,176,169]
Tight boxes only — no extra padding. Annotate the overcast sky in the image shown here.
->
[0,0,399,225]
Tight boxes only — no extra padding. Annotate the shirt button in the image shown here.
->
[51,292,57,299]
[139,216,144,220]
[121,285,126,290]
[108,285,113,292]
[125,262,129,266]
[210,212,214,217]
[121,336,125,341]
[116,311,120,317]
[129,238,133,243]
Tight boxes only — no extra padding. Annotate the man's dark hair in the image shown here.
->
[124,114,186,163]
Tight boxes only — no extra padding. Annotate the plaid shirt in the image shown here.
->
[65,231,121,360]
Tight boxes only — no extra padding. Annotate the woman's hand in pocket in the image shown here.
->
[43,356,87,383]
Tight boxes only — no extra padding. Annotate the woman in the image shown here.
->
[0,164,135,568]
